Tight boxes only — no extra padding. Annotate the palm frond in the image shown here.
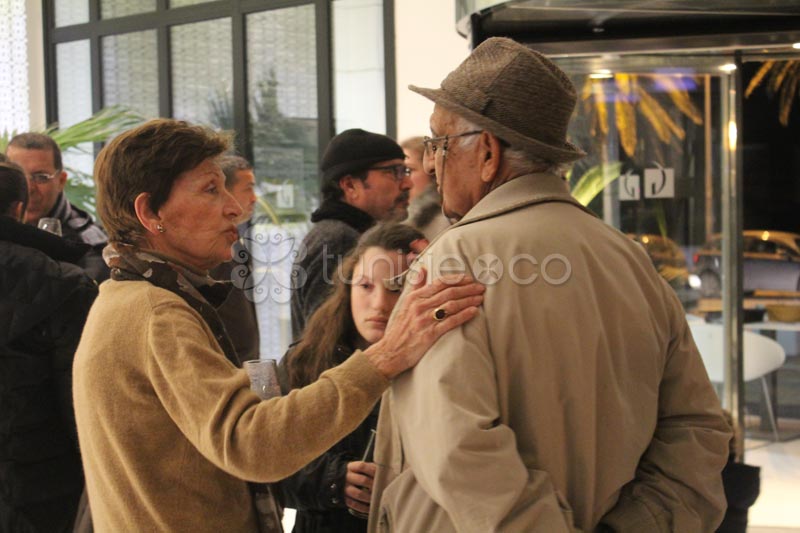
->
[614,74,637,157]
[636,86,685,141]
[769,60,795,94]
[581,77,593,101]
[46,106,143,150]
[655,202,668,237]
[656,75,703,125]
[745,60,775,98]
[570,162,623,206]
[745,59,800,126]
[779,62,800,126]
[594,80,609,136]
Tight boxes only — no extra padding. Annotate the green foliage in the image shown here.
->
[46,106,142,151]
[568,162,622,206]
[64,174,99,216]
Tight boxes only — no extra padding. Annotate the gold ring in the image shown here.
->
[433,308,447,321]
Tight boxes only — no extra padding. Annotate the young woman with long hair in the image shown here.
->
[278,222,425,533]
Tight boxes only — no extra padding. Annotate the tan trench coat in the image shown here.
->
[368,173,731,533]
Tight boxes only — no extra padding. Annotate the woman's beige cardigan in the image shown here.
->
[73,280,388,532]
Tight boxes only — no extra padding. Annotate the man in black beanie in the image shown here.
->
[290,128,411,338]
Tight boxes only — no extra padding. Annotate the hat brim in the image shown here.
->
[409,85,586,164]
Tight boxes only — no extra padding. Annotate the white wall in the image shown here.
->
[25,0,45,130]
[0,0,44,133]
[333,0,386,134]
[393,0,470,141]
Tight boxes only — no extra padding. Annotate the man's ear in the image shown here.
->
[479,132,503,183]
[12,201,25,222]
[56,170,68,191]
[339,175,362,201]
[133,192,161,235]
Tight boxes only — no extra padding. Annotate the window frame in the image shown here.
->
[42,0,397,167]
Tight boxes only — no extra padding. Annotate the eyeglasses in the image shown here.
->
[28,171,60,184]
[368,164,412,181]
[422,130,482,157]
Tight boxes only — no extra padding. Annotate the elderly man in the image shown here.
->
[291,128,412,337]
[368,38,731,533]
[6,133,109,281]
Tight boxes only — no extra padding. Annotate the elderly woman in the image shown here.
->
[72,119,484,533]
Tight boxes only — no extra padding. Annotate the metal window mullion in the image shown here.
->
[240,0,311,13]
[156,0,172,118]
[43,0,58,125]
[232,1,249,156]
[90,34,103,114]
[721,52,745,460]
[90,28,103,158]
[51,2,234,42]
[383,0,396,139]
[89,0,102,113]
[316,0,334,160]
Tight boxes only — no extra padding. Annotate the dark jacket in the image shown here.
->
[210,234,260,364]
[277,345,377,533]
[0,216,98,533]
[290,199,374,338]
[48,192,110,283]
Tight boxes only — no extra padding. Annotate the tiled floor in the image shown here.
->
[282,509,296,531]
[745,421,800,531]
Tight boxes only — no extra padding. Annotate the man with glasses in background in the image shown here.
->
[290,128,412,338]
[6,133,109,281]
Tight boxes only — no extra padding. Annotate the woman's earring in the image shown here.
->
[157,223,165,233]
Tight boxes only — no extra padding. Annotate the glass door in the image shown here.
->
[555,51,747,439]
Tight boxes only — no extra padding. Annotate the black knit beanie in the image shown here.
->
[321,128,405,183]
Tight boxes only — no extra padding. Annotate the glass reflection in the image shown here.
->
[102,30,159,118]
[171,18,232,127]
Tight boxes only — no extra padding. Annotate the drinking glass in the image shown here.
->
[244,359,281,400]
[37,217,62,236]
[347,429,377,519]
[244,358,284,529]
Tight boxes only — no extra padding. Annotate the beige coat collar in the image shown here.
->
[385,173,594,291]
[448,172,595,231]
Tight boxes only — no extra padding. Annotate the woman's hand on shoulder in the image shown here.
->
[364,267,484,379]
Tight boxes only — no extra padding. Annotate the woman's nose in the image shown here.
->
[224,189,243,219]
[374,288,396,312]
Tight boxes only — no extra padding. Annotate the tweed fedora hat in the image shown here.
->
[410,37,585,163]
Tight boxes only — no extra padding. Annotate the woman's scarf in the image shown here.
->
[104,243,242,366]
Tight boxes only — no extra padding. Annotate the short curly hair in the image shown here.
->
[94,119,230,244]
